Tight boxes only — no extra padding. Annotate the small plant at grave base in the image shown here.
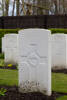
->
[8,64,12,67]
[0,88,7,96]
[0,59,4,67]
[0,53,4,59]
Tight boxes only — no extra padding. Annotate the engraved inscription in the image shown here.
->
[39,56,48,64]
[27,51,40,67]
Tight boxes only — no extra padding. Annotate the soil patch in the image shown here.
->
[0,66,67,74]
[0,86,66,100]
[0,65,17,70]
[52,69,67,74]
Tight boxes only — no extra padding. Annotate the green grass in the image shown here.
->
[0,53,4,59]
[56,96,67,100]
[0,59,4,67]
[0,57,67,94]
[0,69,18,86]
[0,67,67,100]
[52,72,67,93]
[0,53,67,100]
[0,68,67,94]
[0,53,4,67]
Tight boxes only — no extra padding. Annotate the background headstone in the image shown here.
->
[51,34,67,69]
[18,29,51,96]
[2,37,5,53]
[4,34,18,65]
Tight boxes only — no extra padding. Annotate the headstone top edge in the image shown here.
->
[19,29,51,34]
[4,34,18,37]
[52,33,65,35]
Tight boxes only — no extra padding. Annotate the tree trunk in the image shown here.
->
[21,0,26,15]
[63,0,65,14]
[2,0,4,16]
[37,0,43,15]
[16,0,20,16]
[33,0,37,15]
[12,0,16,16]
[5,0,10,16]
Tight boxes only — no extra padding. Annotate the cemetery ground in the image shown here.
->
[0,54,67,100]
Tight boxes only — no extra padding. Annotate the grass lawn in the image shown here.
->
[0,69,18,86]
[0,68,67,93]
[0,53,4,67]
[0,59,4,66]
[52,72,67,93]
[56,96,67,100]
[0,68,67,100]
[0,55,67,100]
[0,55,18,86]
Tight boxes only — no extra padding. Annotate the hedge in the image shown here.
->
[0,29,19,38]
[0,28,67,52]
[0,28,67,38]
[50,28,67,34]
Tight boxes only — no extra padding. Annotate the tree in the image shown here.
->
[16,0,20,16]
[2,0,5,16]
[12,0,16,16]
[21,0,26,15]
[5,0,10,16]
[32,0,37,15]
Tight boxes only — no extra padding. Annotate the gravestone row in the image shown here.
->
[2,31,67,70]
[2,29,51,96]
[51,34,67,69]
[2,34,18,65]
[2,29,67,96]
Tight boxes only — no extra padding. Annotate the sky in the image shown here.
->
[0,0,32,16]
[9,0,16,16]
[0,0,54,16]
[0,0,16,16]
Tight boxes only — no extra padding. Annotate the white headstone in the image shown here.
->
[2,37,5,53]
[4,34,18,65]
[52,33,67,69]
[18,29,51,96]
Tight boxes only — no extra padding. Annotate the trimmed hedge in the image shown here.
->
[0,28,67,52]
[0,29,19,38]
[50,28,67,34]
[0,28,67,38]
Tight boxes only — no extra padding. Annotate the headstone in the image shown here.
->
[18,29,51,96]
[4,34,18,65]
[52,34,67,69]
[2,37,5,53]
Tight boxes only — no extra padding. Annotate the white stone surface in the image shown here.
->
[4,34,18,64]
[51,33,67,69]
[18,29,51,96]
[2,37,5,53]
